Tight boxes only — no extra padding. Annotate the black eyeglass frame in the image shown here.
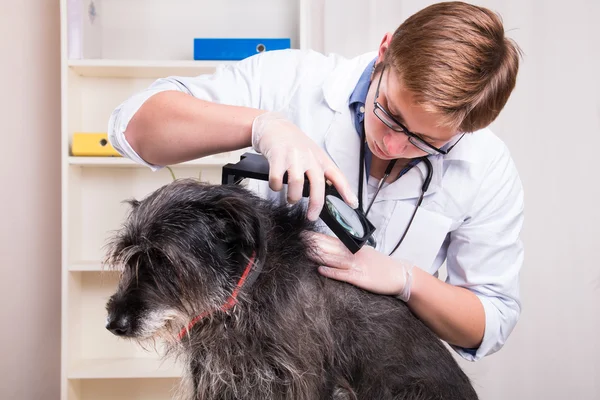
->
[373,64,464,156]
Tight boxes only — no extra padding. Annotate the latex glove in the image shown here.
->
[252,112,359,221]
[304,231,415,302]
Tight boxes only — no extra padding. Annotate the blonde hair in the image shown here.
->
[385,1,522,133]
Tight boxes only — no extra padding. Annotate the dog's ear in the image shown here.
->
[124,198,141,209]
[216,195,267,264]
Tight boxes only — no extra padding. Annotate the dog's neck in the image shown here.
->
[177,251,260,340]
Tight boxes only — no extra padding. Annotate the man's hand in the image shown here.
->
[304,231,415,301]
[252,112,359,221]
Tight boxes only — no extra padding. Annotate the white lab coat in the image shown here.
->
[108,49,525,362]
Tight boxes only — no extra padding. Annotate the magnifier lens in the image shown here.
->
[325,195,365,238]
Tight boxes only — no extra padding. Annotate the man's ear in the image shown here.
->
[376,32,393,64]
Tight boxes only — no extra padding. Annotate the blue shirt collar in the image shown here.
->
[349,58,376,107]
[348,58,376,178]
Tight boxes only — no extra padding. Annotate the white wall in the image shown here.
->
[0,1,61,400]
[314,1,600,399]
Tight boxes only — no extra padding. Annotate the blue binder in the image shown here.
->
[193,38,291,61]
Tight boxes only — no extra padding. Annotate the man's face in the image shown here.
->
[363,66,458,160]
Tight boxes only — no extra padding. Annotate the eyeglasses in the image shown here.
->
[373,64,464,155]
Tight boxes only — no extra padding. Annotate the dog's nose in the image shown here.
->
[106,315,132,336]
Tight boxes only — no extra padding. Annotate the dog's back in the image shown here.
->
[323,279,478,399]
[105,179,478,400]
[242,196,479,399]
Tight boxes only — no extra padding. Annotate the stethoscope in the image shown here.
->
[357,130,433,256]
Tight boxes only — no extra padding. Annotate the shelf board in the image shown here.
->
[69,262,117,272]
[68,155,238,168]
[69,357,184,379]
[68,59,235,79]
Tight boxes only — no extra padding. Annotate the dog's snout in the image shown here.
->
[106,314,132,336]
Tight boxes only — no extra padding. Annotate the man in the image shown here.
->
[108,1,524,361]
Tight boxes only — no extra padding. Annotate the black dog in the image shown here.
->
[104,178,478,400]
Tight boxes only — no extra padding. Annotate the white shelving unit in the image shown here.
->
[68,59,235,79]
[68,154,237,167]
[59,1,318,399]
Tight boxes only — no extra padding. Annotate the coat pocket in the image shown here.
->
[383,201,453,273]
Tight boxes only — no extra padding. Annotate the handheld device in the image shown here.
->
[221,152,375,253]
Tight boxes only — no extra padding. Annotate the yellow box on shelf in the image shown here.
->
[71,133,121,157]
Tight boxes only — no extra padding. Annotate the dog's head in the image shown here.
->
[103,179,269,341]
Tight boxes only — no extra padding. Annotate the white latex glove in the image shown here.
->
[304,231,415,302]
[252,112,359,221]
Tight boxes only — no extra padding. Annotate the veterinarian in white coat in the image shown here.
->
[108,3,524,363]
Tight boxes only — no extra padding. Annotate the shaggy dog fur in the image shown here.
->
[104,178,479,400]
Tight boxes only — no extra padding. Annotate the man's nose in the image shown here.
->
[106,313,133,336]
[383,132,409,155]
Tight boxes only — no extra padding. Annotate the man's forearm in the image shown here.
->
[407,267,485,349]
[125,91,264,166]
